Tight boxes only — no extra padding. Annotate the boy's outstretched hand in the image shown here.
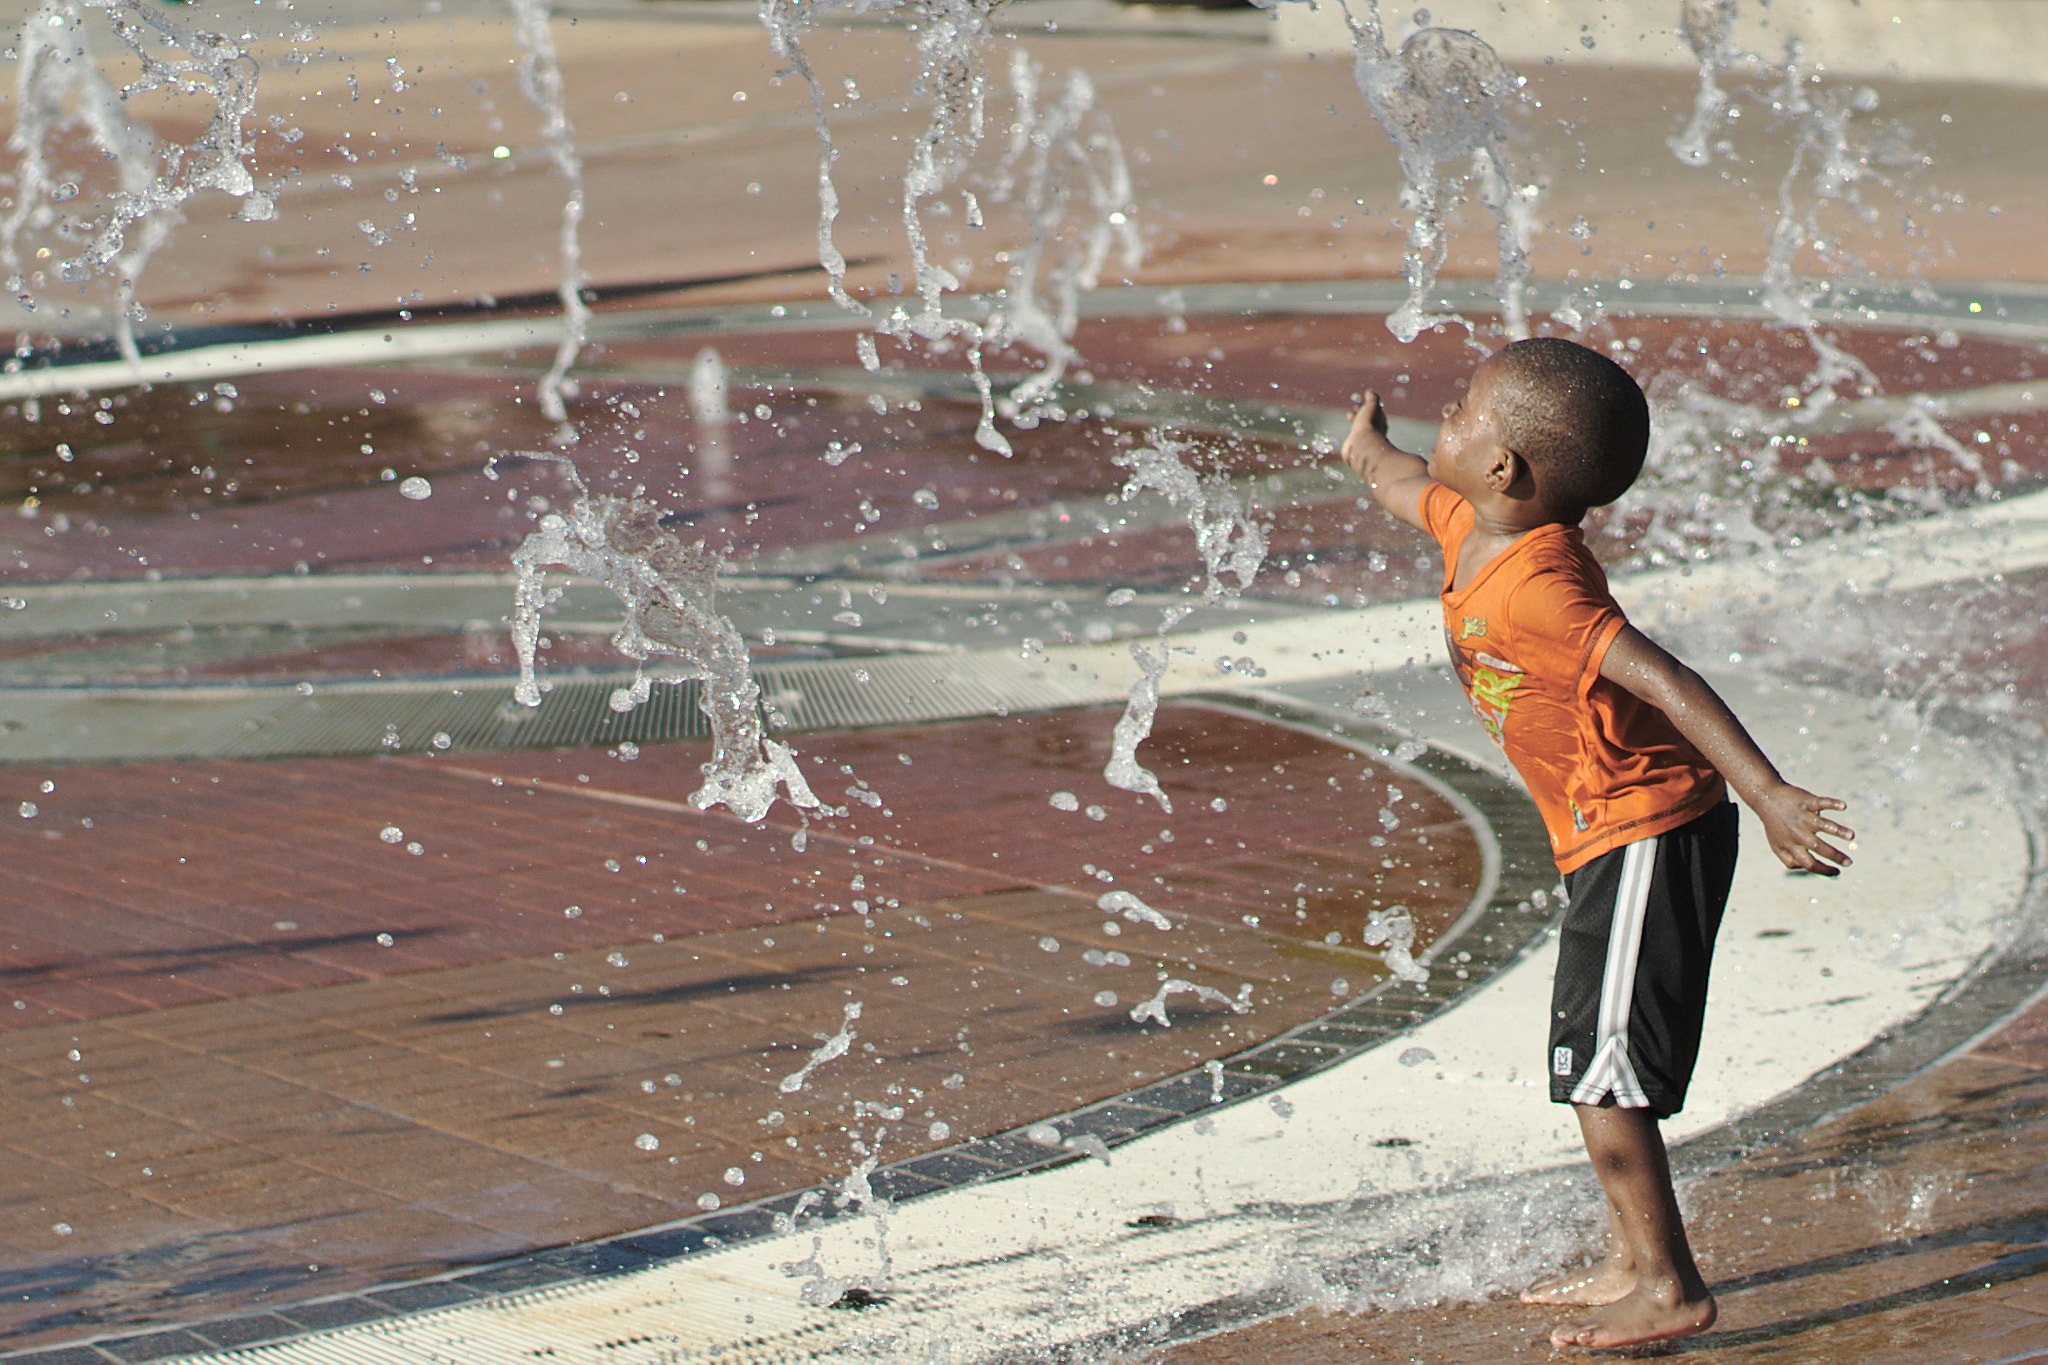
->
[1341,391,1432,531]
[1339,391,1391,479]
[1754,783,1854,875]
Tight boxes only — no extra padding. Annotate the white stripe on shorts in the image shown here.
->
[1570,835,1656,1108]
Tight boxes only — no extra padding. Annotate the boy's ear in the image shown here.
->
[1484,445,1530,496]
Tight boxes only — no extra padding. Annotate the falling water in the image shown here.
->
[507,0,589,433]
[1638,0,1989,560]
[1101,435,1270,809]
[761,0,1139,451]
[1344,3,1535,343]
[4,0,272,363]
[507,456,822,823]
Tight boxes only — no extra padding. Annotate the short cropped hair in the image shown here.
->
[1488,337,1650,511]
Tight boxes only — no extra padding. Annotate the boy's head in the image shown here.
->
[1481,337,1650,514]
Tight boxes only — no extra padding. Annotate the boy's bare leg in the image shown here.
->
[1549,1104,1716,1350]
[1521,1199,1636,1305]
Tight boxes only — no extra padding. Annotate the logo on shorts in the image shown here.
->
[1552,1046,1574,1077]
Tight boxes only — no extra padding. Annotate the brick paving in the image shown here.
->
[0,703,1474,1347]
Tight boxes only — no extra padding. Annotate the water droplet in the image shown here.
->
[1,597,23,610]
[431,732,451,749]
[379,826,403,843]
[1331,978,1350,996]
[18,802,35,818]
[295,681,315,696]
[928,1120,950,1141]
[1398,1047,1435,1067]
[607,952,627,967]
[398,476,432,500]
[1209,797,1228,812]
[1106,588,1136,606]
[723,1166,745,1185]
[1084,805,1107,821]
[1025,1123,1062,1146]
[375,932,394,946]
[549,1003,564,1015]
[51,1222,71,1236]
[1049,791,1079,811]
[696,1192,721,1210]
[1093,990,1118,1007]
[617,741,639,761]
[563,905,582,918]
[1392,739,1428,763]
[635,1133,660,1151]
[405,842,423,856]
[1038,935,1060,952]
[913,487,939,509]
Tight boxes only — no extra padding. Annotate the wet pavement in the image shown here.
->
[0,3,2047,1363]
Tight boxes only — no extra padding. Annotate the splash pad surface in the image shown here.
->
[0,282,2044,1362]
[2,4,2048,1362]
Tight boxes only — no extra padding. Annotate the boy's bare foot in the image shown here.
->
[1520,1258,1635,1306]
[1548,1282,1716,1351]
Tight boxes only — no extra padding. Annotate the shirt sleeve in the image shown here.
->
[1417,482,1462,549]
[1505,552,1628,698]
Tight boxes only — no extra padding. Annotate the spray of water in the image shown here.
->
[1342,3,1535,343]
[4,0,273,363]
[506,455,823,822]
[507,0,589,433]
[761,0,1139,452]
[986,50,1143,420]
[1639,0,1988,554]
[1100,436,1270,809]
[1667,0,1736,167]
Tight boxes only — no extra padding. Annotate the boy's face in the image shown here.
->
[1427,357,1512,498]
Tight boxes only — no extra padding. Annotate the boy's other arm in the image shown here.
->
[1599,625,1855,875]
[1340,391,1433,532]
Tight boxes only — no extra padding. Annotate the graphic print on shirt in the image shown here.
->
[1445,625,1525,743]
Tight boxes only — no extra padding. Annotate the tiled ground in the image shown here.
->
[0,703,1476,1347]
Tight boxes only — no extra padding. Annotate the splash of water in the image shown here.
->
[761,0,1139,451]
[1362,905,1429,983]
[1667,0,1736,167]
[1343,4,1534,343]
[508,0,589,433]
[986,50,1143,419]
[779,999,862,1092]
[1099,888,1170,930]
[5,0,273,363]
[1639,0,1990,546]
[1129,978,1252,1028]
[1101,437,1270,809]
[507,456,822,822]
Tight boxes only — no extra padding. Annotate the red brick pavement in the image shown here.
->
[0,703,1470,1031]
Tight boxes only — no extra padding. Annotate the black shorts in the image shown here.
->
[1549,801,1739,1120]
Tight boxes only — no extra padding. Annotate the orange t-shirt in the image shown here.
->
[1419,483,1725,872]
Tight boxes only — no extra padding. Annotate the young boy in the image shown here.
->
[1340,337,1853,1351]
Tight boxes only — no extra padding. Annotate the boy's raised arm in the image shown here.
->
[1598,625,1854,875]
[1340,392,1433,532]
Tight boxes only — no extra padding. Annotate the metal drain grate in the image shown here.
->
[82,650,1122,764]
